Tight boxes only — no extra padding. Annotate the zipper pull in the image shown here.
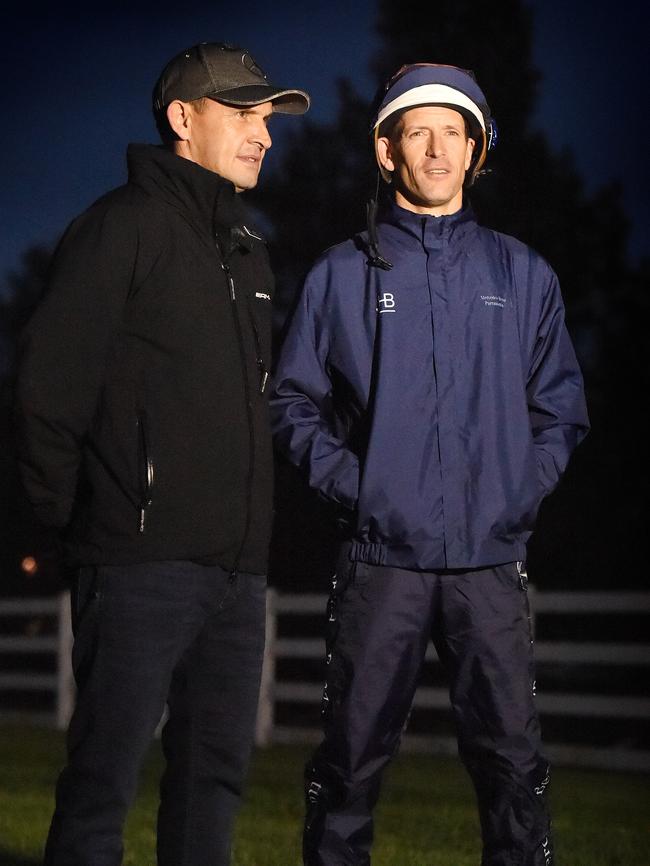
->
[516,560,528,591]
[221,262,236,300]
[139,508,146,533]
[258,361,269,393]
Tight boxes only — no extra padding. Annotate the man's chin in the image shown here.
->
[233,177,259,193]
[231,166,262,193]
[395,180,462,212]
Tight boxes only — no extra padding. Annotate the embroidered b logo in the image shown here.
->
[378,292,396,313]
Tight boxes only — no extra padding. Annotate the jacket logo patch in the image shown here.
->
[481,294,506,308]
[377,292,396,313]
[255,291,271,301]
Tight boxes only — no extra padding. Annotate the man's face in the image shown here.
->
[185,99,273,192]
[377,105,475,215]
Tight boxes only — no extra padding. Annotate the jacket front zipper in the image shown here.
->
[249,310,269,394]
[219,245,255,574]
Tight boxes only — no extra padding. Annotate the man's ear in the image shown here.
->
[376,136,395,174]
[166,100,192,141]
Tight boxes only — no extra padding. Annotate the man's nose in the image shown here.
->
[426,132,444,157]
[252,122,272,151]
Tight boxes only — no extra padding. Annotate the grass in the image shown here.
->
[0,724,648,865]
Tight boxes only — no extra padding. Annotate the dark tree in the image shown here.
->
[250,79,378,328]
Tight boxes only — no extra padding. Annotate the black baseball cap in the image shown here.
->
[153,42,310,115]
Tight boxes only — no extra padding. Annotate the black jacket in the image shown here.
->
[15,144,274,573]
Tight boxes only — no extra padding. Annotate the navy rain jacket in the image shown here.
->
[271,202,589,570]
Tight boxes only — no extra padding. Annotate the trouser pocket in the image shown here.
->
[70,566,103,688]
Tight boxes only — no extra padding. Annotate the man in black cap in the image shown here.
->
[15,43,308,866]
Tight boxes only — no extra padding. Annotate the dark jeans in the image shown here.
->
[44,560,266,866]
[303,549,553,866]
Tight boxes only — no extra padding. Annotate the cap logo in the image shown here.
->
[242,53,266,80]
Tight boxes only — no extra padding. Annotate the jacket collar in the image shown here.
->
[380,197,476,248]
[126,144,258,248]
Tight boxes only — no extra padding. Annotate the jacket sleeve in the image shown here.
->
[526,267,590,497]
[14,203,137,529]
[270,273,359,512]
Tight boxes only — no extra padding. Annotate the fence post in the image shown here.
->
[255,587,277,747]
[55,590,75,730]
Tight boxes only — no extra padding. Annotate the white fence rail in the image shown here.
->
[0,594,73,729]
[1,589,649,772]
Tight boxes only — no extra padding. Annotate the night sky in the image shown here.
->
[2,1,646,292]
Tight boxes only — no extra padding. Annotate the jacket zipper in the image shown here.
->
[248,309,269,394]
[137,414,154,533]
[219,251,255,576]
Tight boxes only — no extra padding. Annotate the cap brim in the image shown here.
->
[208,84,310,115]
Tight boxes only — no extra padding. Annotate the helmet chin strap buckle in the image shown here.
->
[487,118,498,151]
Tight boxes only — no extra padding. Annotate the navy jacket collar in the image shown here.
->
[379,198,477,248]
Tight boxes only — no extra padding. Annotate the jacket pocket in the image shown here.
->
[136,412,154,533]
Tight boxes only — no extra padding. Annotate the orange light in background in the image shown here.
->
[21,556,39,576]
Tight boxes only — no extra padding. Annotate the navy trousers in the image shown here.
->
[44,560,266,866]
[303,548,553,866]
